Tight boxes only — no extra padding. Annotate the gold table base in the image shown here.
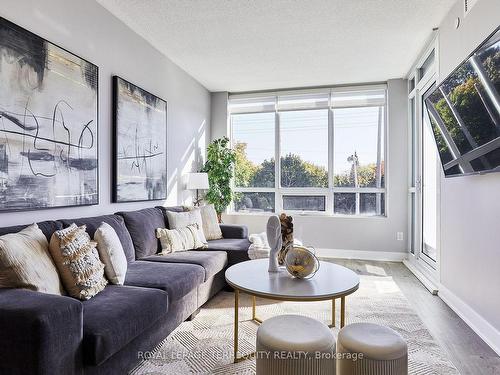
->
[233,290,347,363]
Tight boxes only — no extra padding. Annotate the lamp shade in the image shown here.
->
[186,173,209,190]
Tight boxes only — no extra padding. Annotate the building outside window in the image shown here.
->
[229,85,387,216]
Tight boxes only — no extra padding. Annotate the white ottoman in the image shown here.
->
[336,323,408,375]
[256,314,336,375]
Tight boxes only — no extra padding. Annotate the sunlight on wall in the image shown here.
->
[197,120,207,166]
[163,167,178,206]
[164,118,207,207]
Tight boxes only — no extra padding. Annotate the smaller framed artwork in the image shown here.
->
[112,76,167,202]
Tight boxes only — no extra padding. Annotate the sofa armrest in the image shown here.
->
[0,289,83,375]
[220,224,248,239]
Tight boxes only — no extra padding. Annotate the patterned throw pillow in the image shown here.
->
[199,204,223,240]
[49,224,107,300]
[0,224,64,295]
[165,209,208,244]
[156,224,206,254]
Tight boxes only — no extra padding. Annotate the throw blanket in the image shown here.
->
[248,232,303,260]
[248,232,270,259]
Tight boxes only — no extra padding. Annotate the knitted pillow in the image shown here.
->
[49,224,107,300]
[156,224,206,254]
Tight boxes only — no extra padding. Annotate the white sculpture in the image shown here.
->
[266,216,282,273]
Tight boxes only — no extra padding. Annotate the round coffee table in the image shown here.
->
[225,258,360,362]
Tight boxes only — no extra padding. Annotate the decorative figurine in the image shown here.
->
[266,216,282,273]
[277,213,293,265]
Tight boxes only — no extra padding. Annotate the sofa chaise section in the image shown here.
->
[206,238,251,265]
[125,261,204,302]
[142,251,228,281]
[82,285,169,366]
[0,289,82,375]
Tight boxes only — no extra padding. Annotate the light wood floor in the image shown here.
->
[324,258,500,375]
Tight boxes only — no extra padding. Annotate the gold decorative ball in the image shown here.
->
[284,246,319,279]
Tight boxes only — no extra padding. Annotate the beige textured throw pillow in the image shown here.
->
[156,224,206,254]
[0,224,64,295]
[49,224,107,300]
[94,223,128,285]
[165,209,207,244]
[199,204,223,240]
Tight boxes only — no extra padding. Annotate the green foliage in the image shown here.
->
[429,47,500,164]
[251,159,276,187]
[234,143,258,187]
[234,142,382,190]
[202,137,236,217]
[280,154,328,187]
[333,163,384,187]
[234,142,329,188]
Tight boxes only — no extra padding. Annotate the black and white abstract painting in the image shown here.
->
[113,76,167,202]
[0,18,98,211]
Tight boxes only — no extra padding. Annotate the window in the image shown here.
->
[229,86,387,216]
[333,107,385,188]
[232,112,275,188]
[280,109,328,188]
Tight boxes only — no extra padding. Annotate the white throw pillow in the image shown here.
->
[0,224,64,295]
[156,224,206,254]
[94,223,128,285]
[199,204,223,240]
[165,209,207,244]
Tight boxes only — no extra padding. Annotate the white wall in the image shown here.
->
[210,92,228,141]
[0,0,210,226]
[215,79,408,256]
[436,0,500,353]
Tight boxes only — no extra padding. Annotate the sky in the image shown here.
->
[232,106,384,175]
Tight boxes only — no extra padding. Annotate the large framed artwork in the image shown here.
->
[112,76,167,202]
[0,17,98,211]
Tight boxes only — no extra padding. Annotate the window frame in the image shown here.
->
[229,84,388,217]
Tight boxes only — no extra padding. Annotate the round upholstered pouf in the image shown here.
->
[256,314,336,375]
[336,323,408,375]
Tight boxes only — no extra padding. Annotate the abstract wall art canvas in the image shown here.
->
[113,76,167,202]
[0,18,98,211]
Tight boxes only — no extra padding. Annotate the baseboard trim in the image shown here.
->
[402,259,439,295]
[438,284,500,356]
[316,248,407,262]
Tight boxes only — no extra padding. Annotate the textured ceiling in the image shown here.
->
[96,0,456,92]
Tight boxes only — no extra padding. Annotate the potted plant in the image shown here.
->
[202,136,236,222]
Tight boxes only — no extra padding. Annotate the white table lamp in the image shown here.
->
[187,172,209,206]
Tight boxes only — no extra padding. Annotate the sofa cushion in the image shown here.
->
[59,215,135,263]
[125,261,204,302]
[206,238,251,265]
[82,285,168,366]
[142,251,228,281]
[155,205,186,228]
[0,220,62,241]
[117,208,165,259]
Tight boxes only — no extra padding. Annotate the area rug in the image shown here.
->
[131,274,459,374]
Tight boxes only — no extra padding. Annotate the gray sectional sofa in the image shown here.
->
[0,206,251,375]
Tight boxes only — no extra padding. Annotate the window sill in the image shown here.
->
[226,211,387,219]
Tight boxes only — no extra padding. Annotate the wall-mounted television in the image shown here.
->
[424,27,500,177]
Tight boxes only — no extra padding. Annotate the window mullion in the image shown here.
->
[328,105,334,214]
[274,108,282,213]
